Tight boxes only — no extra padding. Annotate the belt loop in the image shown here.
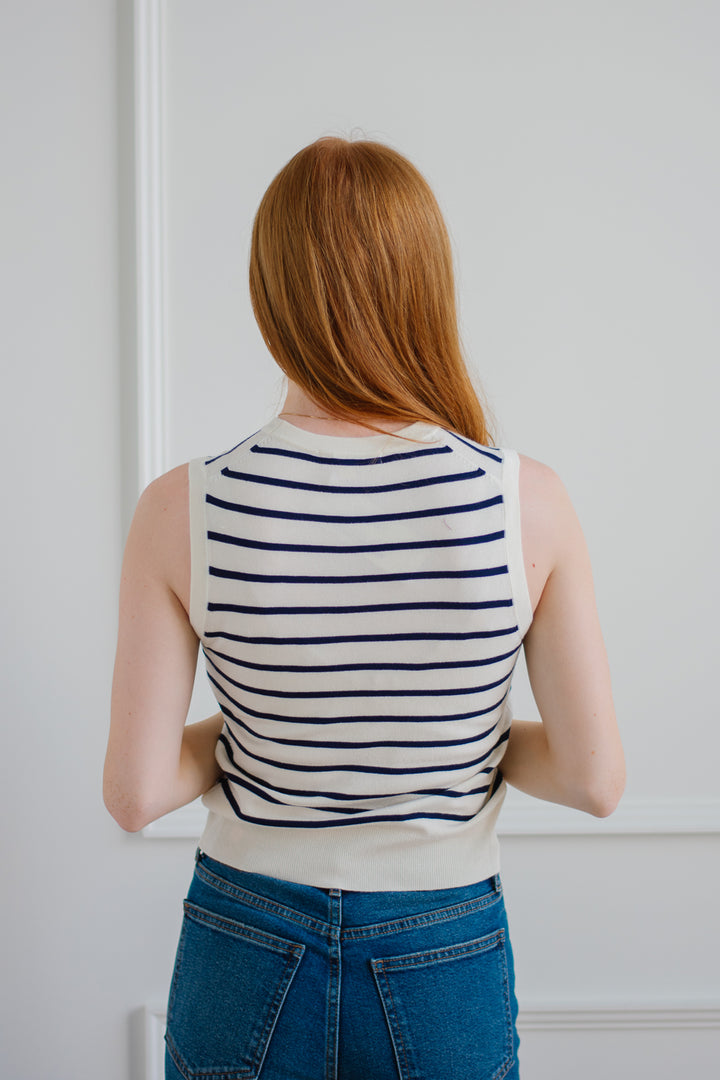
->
[327,888,342,927]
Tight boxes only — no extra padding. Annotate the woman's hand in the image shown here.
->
[103,465,221,831]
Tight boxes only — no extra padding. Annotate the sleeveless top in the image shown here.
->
[188,417,533,890]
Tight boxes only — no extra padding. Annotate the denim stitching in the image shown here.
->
[489,932,515,1080]
[341,883,502,942]
[165,1030,254,1080]
[195,861,329,935]
[171,860,517,1079]
[325,890,342,1080]
[372,928,514,1080]
[372,965,413,1080]
[165,905,305,1080]
[165,917,190,1021]
[183,901,306,958]
[164,1034,196,1079]
[372,927,505,971]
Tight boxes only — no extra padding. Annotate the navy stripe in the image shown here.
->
[221,769,491,813]
[308,787,490,812]
[219,727,509,776]
[207,529,505,555]
[222,777,261,819]
[219,465,485,495]
[250,443,452,466]
[206,492,503,524]
[220,778,484,828]
[210,678,511,726]
[219,754,479,816]
[488,767,504,799]
[208,565,508,586]
[217,737,287,806]
[449,432,503,463]
[219,703,501,751]
[205,625,519,647]
[203,643,521,674]
[205,652,513,700]
[204,429,261,465]
[207,599,513,617]
[219,749,494,803]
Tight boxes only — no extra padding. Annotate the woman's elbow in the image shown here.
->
[104,794,148,832]
[585,765,626,818]
[113,808,148,833]
[587,791,622,819]
[103,774,151,833]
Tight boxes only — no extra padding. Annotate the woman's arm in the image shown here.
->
[103,464,223,832]
[500,456,625,817]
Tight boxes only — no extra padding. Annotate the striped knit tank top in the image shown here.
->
[189,417,533,890]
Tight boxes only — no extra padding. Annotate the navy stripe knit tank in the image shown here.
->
[189,417,533,889]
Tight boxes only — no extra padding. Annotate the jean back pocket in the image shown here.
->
[372,928,515,1080]
[165,900,305,1080]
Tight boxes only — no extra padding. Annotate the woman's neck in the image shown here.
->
[278,382,410,437]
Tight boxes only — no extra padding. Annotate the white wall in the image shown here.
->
[1,4,198,1079]
[1,2,717,1078]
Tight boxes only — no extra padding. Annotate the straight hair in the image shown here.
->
[249,137,493,444]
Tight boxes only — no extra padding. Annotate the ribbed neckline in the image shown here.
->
[265,416,444,454]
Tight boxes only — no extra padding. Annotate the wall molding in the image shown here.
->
[497,794,720,836]
[141,1000,720,1079]
[141,795,720,840]
[142,799,206,839]
[517,1002,720,1032]
[134,0,168,492]
[141,1007,166,1080]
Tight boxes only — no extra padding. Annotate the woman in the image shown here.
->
[104,137,625,1080]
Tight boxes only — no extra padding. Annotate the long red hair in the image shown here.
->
[249,137,493,444]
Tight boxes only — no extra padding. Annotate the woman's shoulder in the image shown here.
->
[515,453,584,614]
[517,451,562,495]
[126,463,191,612]
[516,452,579,530]
[142,461,189,499]
[135,463,190,544]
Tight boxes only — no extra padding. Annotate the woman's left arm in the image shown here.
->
[104,464,223,832]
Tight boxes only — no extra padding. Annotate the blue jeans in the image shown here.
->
[165,848,520,1080]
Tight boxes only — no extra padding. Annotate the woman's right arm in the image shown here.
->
[499,456,626,817]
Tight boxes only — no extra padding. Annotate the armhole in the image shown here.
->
[502,448,534,637]
[188,457,208,640]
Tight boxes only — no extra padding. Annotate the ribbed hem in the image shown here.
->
[199,782,506,891]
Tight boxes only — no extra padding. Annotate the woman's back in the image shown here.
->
[114,401,622,835]
[188,416,533,890]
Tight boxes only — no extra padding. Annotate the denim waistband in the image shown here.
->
[193,847,503,936]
